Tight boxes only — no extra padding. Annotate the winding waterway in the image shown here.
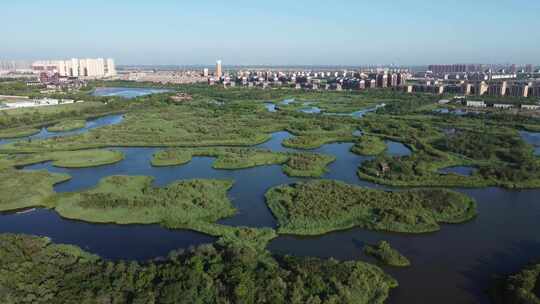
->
[0,105,539,304]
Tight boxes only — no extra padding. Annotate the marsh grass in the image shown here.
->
[265,180,477,235]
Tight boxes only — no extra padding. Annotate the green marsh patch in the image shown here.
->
[265,180,477,235]
[47,119,86,132]
[51,176,236,226]
[364,241,411,267]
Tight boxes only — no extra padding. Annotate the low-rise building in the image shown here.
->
[521,104,540,110]
[466,100,486,107]
[493,103,513,109]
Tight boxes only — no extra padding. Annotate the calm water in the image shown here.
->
[92,87,170,99]
[1,124,540,303]
[299,106,322,114]
[0,114,124,147]
[439,166,477,176]
[385,140,412,157]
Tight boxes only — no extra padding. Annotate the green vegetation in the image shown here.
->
[265,180,477,235]
[364,241,411,267]
[282,152,335,177]
[351,135,387,155]
[0,233,397,304]
[0,169,70,212]
[152,147,335,177]
[0,149,124,168]
[46,119,86,132]
[490,261,540,304]
[283,133,356,149]
[0,127,40,139]
[356,112,540,189]
[52,176,235,226]
[151,147,289,169]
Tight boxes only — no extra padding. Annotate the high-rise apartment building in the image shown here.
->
[31,58,116,78]
[216,60,222,77]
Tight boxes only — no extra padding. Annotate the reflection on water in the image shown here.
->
[92,87,171,99]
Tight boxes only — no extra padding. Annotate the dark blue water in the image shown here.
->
[92,87,171,99]
[385,141,412,157]
[0,114,124,147]
[1,128,539,303]
[0,208,214,260]
[439,166,477,176]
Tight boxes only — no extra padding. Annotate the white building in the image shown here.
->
[521,104,540,110]
[466,100,486,108]
[32,58,116,78]
[493,103,513,109]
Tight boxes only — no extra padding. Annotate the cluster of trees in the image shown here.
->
[0,233,398,304]
[265,180,477,235]
[364,241,410,267]
[490,261,540,304]
[54,176,236,225]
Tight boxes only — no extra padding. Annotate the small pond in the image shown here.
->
[439,166,477,176]
[386,141,412,157]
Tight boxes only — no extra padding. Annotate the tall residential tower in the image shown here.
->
[216,60,222,78]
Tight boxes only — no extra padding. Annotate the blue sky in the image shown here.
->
[1,0,539,65]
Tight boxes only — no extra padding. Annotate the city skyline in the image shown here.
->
[1,0,539,66]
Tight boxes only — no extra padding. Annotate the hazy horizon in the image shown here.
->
[1,0,539,66]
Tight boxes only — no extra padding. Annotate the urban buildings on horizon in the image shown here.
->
[31,58,116,79]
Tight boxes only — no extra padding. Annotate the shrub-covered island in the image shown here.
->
[51,176,236,226]
[46,119,86,132]
[351,135,387,156]
[364,241,411,267]
[0,233,398,304]
[265,180,477,235]
[0,149,124,169]
[151,147,335,178]
[490,261,540,304]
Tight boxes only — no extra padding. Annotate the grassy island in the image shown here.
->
[0,169,70,212]
[0,127,40,139]
[151,147,335,177]
[52,176,236,226]
[351,135,387,155]
[265,180,477,235]
[46,119,86,132]
[490,261,540,304]
[282,133,356,149]
[0,149,124,168]
[0,233,397,304]
[364,241,411,267]
[357,114,540,189]
[151,147,288,169]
